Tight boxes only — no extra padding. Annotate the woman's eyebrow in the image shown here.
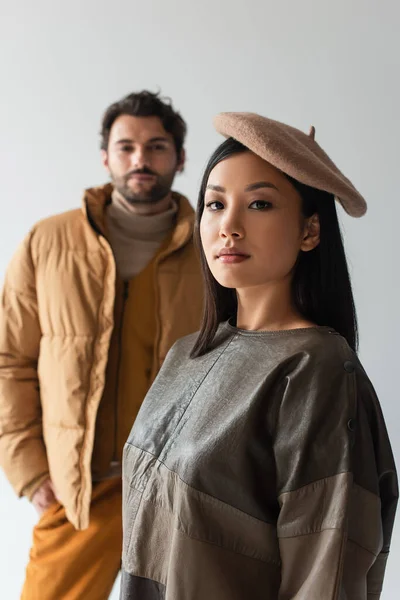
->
[244,181,279,192]
[206,182,279,193]
[206,184,225,192]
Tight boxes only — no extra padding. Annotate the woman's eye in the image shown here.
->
[249,200,272,210]
[205,201,224,211]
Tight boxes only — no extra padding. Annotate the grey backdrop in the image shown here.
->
[0,1,399,598]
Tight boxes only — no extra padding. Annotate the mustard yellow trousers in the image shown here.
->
[21,478,122,600]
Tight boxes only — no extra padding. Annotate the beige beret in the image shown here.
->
[213,112,367,217]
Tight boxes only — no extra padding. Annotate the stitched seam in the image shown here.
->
[126,444,275,527]
[74,246,113,525]
[319,473,327,531]
[278,471,352,498]
[121,571,166,590]
[277,529,380,557]
[347,537,380,557]
[278,476,381,502]
[278,526,347,539]
[127,465,281,566]
[337,335,358,421]
[178,527,281,566]
[158,334,237,463]
[126,464,155,553]
[226,324,334,338]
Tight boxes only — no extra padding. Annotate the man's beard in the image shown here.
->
[111,167,176,206]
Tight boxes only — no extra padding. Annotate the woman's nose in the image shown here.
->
[219,213,245,240]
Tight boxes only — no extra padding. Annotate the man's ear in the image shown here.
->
[177,148,186,173]
[300,214,320,252]
[101,149,110,174]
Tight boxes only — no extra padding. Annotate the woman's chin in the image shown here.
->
[213,275,252,290]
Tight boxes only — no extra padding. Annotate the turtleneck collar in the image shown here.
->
[107,188,178,242]
[105,188,179,280]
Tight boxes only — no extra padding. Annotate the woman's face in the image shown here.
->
[200,151,319,291]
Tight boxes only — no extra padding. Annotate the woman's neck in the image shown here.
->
[235,277,315,332]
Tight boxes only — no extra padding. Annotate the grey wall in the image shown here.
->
[0,1,399,597]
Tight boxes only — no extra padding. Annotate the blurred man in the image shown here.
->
[0,90,203,599]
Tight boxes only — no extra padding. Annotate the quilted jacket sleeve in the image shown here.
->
[271,347,397,600]
[0,231,49,498]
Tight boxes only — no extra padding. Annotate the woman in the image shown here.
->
[120,113,398,599]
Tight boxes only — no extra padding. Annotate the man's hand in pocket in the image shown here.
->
[31,478,57,515]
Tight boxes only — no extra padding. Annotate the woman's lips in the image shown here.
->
[218,254,250,264]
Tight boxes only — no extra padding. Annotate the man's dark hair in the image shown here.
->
[100,90,187,155]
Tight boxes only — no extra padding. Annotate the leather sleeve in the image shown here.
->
[0,231,49,497]
[271,349,395,599]
[354,372,398,599]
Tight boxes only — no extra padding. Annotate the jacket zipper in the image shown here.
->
[113,280,129,460]
[151,257,161,381]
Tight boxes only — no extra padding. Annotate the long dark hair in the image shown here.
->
[191,138,358,357]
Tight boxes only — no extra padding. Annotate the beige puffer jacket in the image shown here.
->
[0,184,203,529]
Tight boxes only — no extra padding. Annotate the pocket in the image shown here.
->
[35,500,63,530]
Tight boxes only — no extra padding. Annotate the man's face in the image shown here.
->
[102,114,184,214]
